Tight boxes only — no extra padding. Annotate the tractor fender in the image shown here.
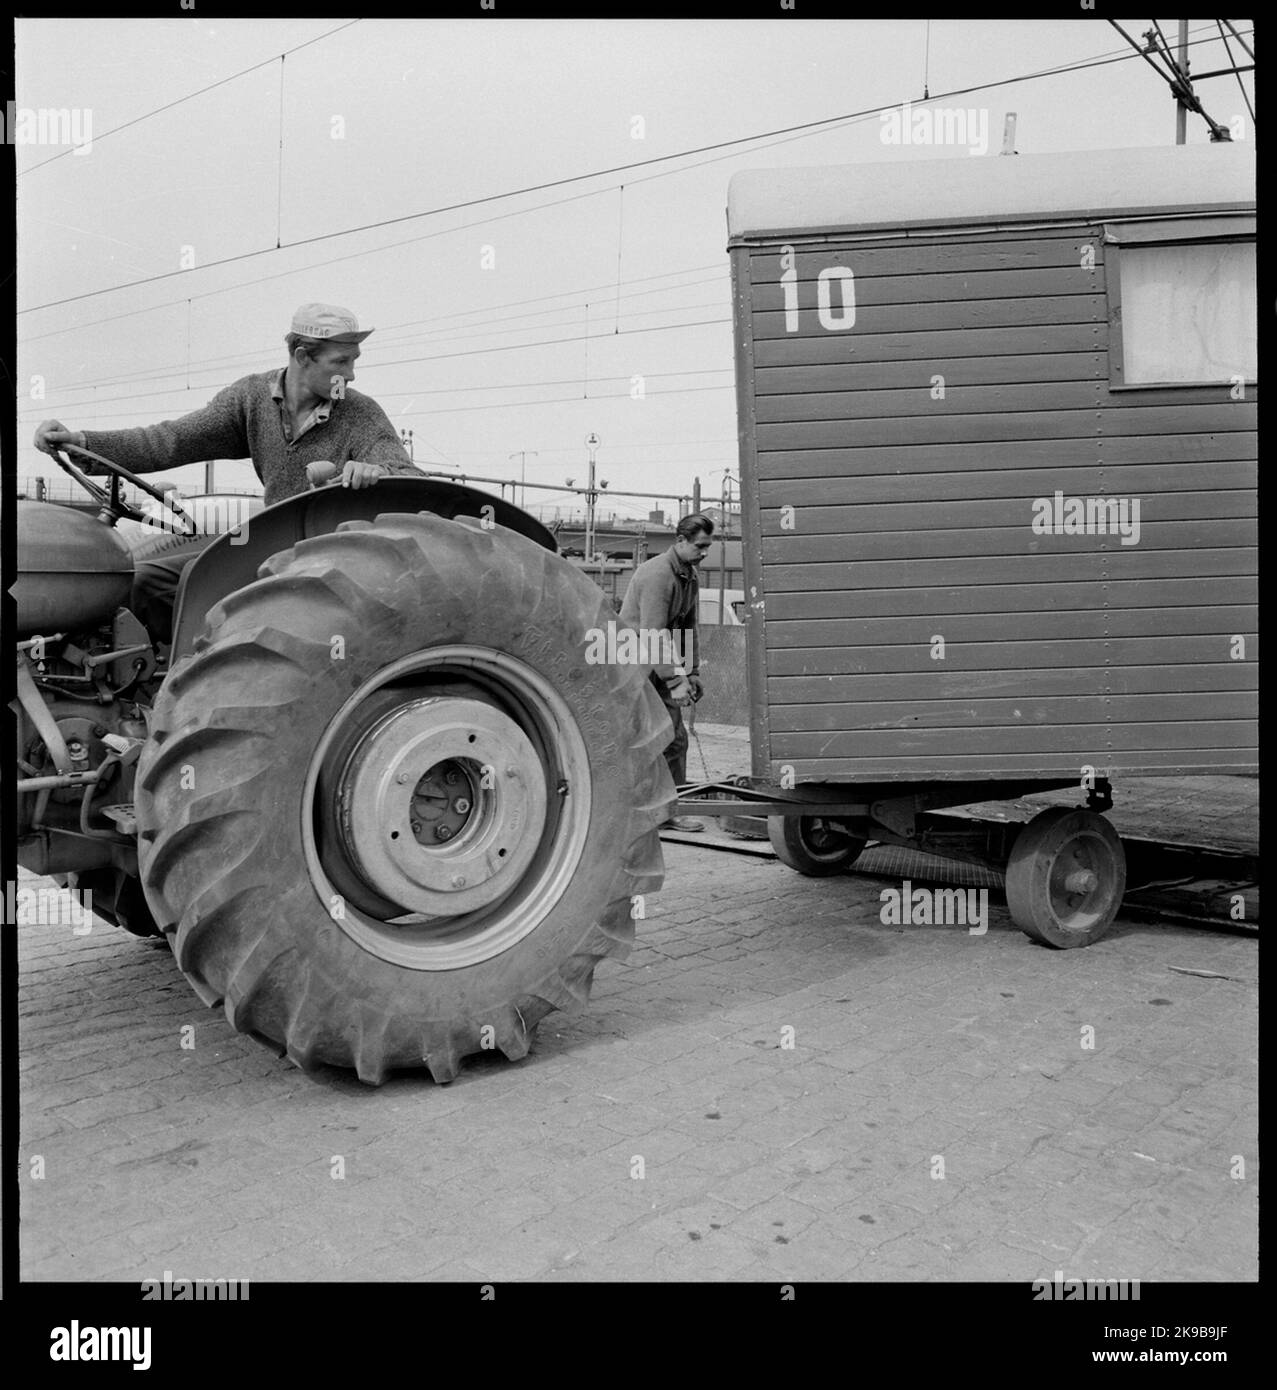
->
[171,477,557,660]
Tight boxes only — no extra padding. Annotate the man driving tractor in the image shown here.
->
[33,302,422,643]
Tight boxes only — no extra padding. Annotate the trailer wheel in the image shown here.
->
[135,511,673,1084]
[1005,806,1126,948]
[768,816,865,876]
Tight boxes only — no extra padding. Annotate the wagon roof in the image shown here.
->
[727,142,1255,241]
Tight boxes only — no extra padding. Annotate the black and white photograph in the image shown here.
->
[6,5,1258,1349]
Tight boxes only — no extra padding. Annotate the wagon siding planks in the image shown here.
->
[728,145,1257,783]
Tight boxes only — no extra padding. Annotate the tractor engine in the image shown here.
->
[15,500,160,932]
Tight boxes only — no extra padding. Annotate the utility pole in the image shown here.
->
[718,472,736,626]
[1176,19,1189,144]
[584,433,600,576]
[508,450,537,511]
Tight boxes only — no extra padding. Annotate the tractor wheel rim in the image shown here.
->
[337,695,547,916]
[301,646,592,971]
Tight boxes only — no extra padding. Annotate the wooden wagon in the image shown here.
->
[681,142,1256,947]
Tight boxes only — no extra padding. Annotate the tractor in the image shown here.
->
[15,445,673,1083]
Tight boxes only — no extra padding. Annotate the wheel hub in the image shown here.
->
[409,758,476,844]
[337,696,547,917]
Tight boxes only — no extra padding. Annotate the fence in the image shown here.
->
[694,626,748,725]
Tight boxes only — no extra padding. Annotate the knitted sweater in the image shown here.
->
[82,370,420,506]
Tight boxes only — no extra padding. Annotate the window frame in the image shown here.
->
[1106,215,1256,392]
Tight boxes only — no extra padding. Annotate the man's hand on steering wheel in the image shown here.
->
[44,441,199,537]
[34,420,88,459]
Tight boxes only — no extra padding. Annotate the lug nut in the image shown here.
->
[397,772,409,784]
[454,797,471,814]
[410,821,421,834]
[435,825,453,842]
[451,875,467,888]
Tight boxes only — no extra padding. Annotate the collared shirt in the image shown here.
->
[270,367,333,444]
[661,545,699,626]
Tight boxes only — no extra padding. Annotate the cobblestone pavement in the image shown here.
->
[19,837,1257,1284]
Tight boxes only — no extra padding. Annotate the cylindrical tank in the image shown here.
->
[15,501,134,636]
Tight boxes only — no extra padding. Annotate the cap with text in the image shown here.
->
[287,303,374,344]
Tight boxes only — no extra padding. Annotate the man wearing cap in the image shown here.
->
[33,304,422,642]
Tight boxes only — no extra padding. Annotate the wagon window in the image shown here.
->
[1106,218,1256,389]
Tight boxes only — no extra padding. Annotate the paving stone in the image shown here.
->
[17,793,1257,1281]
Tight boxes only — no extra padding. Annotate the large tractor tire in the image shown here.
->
[134,512,675,1084]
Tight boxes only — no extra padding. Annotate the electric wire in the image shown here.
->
[20,22,1245,319]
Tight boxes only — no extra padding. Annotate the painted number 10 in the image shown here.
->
[779,244,855,333]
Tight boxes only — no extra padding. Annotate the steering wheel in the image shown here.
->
[53,442,199,538]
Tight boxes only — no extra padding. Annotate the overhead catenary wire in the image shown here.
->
[28,266,728,396]
[1222,20,1254,63]
[1106,19,1233,140]
[17,318,735,421]
[17,19,363,177]
[275,54,287,249]
[18,304,734,417]
[20,383,735,435]
[20,16,1249,419]
[923,18,932,100]
[1215,20,1255,126]
[21,362,734,420]
[18,22,1246,320]
[20,243,725,347]
[18,18,1254,475]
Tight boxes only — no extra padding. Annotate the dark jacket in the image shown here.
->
[617,546,700,683]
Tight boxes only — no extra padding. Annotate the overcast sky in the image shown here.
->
[16,16,1255,522]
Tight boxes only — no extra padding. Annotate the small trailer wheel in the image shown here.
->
[768,816,866,876]
[1005,806,1126,948]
